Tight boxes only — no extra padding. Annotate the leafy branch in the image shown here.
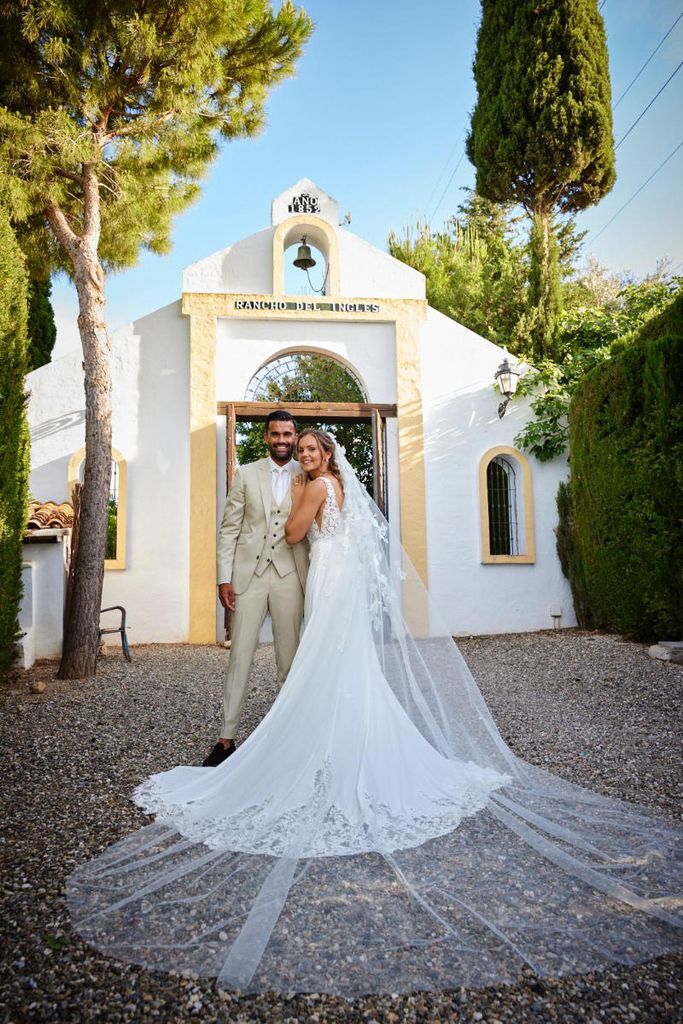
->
[512,274,683,462]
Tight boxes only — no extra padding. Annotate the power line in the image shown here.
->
[424,130,465,215]
[599,0,607,10]
[430,147,467,222]
[613,11,683,110]
[615,61,682,150]
[589,140,683,245]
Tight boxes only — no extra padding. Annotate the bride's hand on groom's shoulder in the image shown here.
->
[291,474,307,503]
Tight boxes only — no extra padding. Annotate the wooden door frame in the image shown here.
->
[217,400,396,516]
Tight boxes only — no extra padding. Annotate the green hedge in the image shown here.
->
[0,209,30,671]
[559,294,683,641]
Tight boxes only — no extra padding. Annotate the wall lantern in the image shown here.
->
[293,236,316,271]
[494,357,520,418]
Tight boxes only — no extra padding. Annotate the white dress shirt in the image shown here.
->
[269,457,295,507]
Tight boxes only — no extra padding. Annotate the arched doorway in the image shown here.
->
[219,351,395,515]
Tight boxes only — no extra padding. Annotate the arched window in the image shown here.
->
[479,446,535,564]
[67,447,128,570]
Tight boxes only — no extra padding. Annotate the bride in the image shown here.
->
[67,430,682,996]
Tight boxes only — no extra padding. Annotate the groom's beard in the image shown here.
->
[266,441,295,464]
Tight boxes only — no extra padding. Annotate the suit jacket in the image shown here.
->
[217,458,309,595]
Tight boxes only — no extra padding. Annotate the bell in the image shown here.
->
[293,237,316,271]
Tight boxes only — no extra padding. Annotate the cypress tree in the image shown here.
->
[26,277,57,371]
[0,208,30,672]
[467,0,615,360]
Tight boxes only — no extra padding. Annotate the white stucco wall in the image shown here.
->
[28,348,87,503]
[24,181,579,652]
[215,317,397,406]
[337,230,425,300]
[26,300,191,646]
[183,227,275,295]
[20,539,69,659]
[182,223,425,301]
[420,308,576,636]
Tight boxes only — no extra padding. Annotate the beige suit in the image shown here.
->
[217,458,309,736]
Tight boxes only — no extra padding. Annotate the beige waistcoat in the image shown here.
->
[217,458,309,595]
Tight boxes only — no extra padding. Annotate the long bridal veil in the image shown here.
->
[66,445,682,996]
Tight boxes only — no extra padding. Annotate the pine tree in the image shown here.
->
[0,208,30,672]
[467,0,615,360]
[0,0,313,677]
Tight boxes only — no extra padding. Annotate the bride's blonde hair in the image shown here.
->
[297,429,343,487]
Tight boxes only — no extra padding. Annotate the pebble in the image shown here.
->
[1,631,681,1022]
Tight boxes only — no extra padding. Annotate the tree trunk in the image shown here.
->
[48,169,113,679]
[528,208,561,361]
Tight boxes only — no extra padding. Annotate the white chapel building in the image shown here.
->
[25,179,575,659]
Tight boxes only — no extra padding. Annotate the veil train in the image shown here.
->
[66,444,683,996]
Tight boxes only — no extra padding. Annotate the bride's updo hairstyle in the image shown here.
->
[297,429,343,487]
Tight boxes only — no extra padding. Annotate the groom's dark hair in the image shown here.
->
[265,410,297,431]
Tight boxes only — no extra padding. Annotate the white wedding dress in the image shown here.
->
[132,478,510,858]
[67,452,682,996]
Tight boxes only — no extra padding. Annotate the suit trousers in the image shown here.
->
[221,564,305,737]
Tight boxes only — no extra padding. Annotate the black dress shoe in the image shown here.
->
[202,740,236,767]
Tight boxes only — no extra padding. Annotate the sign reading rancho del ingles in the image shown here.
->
[233,299,381,313]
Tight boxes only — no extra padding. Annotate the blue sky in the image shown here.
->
[52,0,683,355]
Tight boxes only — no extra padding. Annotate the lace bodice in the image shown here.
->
[307,476,342,543]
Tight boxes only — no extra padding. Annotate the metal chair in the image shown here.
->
[99,605,132,662]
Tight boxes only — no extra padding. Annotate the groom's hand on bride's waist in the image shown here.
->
[218,583,236,612]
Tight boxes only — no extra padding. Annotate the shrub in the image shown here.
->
[0,210,30,671]
[558,295,683,640]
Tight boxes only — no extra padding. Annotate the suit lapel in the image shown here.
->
[258,459,272,519]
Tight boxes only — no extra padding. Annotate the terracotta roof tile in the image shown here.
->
[26,500,74,530]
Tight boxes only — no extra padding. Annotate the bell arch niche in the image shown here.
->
[272,215,340,297]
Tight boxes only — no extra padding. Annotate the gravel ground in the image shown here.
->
[1,630,681,1023]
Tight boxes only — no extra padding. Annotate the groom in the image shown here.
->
[203,410,310,767]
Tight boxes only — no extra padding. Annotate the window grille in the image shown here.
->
[107,460,119,560]
[487,456,520,556]
[245,353,367,402]
[78,457,120,560]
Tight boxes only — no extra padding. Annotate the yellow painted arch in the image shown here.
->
[68,446,128,570]
[272,214,340,297]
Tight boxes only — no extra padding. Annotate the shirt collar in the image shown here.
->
[268,457,293,473]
